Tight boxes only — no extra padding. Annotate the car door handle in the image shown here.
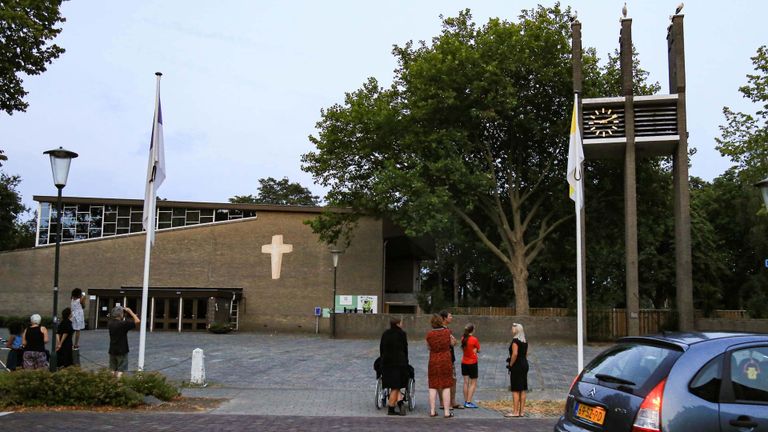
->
[729,416,758,428]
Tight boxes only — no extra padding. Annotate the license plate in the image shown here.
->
[575,402,606,425]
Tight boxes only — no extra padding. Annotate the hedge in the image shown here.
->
[0,315,54,329]
[0,368,179,408]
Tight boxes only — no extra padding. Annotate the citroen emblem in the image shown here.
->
[588,387,597,398]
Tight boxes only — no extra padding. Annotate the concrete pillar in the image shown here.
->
[668,15,695,331]
[190,348,206,386]
[572,20,588,343]
[621,18,640,336]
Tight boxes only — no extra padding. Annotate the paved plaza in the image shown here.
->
[2,328,604,429]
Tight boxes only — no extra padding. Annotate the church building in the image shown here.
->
[0,196,433,333]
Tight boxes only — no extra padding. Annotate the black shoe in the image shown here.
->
[398,401,407,416]
[387,406,397,416]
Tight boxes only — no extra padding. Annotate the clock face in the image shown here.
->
[587,108,620,137]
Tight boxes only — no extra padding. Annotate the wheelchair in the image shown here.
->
[373,357,416,411]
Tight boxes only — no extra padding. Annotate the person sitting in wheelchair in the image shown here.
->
[379,316,410,416]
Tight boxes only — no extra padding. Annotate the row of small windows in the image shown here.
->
[36,203,257,246]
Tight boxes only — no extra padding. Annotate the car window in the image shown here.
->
[730,346,768,403]
[582,342,681,394]
[689,354,723,403]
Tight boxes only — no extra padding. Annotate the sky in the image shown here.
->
[2,0,766,214]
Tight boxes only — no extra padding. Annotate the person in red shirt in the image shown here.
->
[460,323,480,408]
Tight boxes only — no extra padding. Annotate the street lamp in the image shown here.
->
[330,248,344,339]
[43,146,78,372]
[756,176,768,210]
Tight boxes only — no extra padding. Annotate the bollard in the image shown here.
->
[190,348,206,386]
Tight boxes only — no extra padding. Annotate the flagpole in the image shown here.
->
[574,92,585,373]
[138,72,162,372]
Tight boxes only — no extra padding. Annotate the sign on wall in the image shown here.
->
[334,295,378,313]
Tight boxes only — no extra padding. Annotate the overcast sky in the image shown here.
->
[2,0,766,214]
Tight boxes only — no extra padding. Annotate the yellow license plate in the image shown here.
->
[576,403,606,425]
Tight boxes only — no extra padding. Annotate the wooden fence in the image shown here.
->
[448,307,570,317]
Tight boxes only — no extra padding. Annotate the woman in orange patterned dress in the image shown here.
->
[426,313,456,418]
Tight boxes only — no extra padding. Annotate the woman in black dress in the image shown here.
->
[379,316,409,416]
[56,307,74,368]
[506,323,529,418]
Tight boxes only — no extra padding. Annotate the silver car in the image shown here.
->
[555,332,768,431]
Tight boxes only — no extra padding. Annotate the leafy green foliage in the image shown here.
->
[122,372,180,401]
[230,177,319,206]
[0,315,53,329]
[0,0,66,115]
[0,369,142,408]
[716,45,768,184]
[0,171,35,251]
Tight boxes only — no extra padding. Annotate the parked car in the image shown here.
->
[554,332,768,431]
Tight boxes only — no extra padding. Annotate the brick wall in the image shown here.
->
[335,313,577,343]
[0,212,384,333]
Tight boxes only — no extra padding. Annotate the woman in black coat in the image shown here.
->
[379,316,409,416]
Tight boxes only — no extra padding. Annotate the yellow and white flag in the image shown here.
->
[566,93,584,209]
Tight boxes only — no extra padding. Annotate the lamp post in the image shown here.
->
[330,248,344,338]
[756,176,768,211]
[43,147,78,372]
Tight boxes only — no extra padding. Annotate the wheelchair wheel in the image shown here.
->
[375,378,385,409]
[406,378,416,411]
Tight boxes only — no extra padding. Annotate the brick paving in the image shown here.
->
[1,328,605,424]
[1,412,558,431]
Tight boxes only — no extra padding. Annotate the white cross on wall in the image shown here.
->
[261,234,293,279]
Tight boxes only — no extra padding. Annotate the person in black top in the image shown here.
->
[108,306,140,378]
[379,316,409,416]
[21,313,49,370]
[56,307,74,368]
[506,323,529,418]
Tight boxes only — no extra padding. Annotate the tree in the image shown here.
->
[0,0,66,115]
[304,6,590,315]
[0,171,34,250]
[229,177,320,206]
[716,45,768,183]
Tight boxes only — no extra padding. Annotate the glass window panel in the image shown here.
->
[183,299,194,319]
[105,205,117,213]
[118,206,130,217]
[172,217,185,227]
[158,211,171,223]
[89,214,103,229]
[62,228,75,240]
[105,212,117,223]
[77,212,90,224]
[89,227,102,238]
[186,210,200,223]
[158,221,171,230]
[117,218,130,228]
[90,206,103,217]
[38,229,49,245]
[197,299,207,318]
[130,211,143,223]
[200,216,214,224]
[173,208,186,217]
[103,223,116,235]
[62,207,77,228]
[228,209,242,218]
[77,222,89,234]
[116,227,130,235]
[40,214,50,229]
[243,210,257,218]
[75,233,88,241]
[130,223,143,233]
[730,347,768,402]
[200,209,214,217]
[78,204,90,213]
[41,202,50,219]
[215,210,228,221]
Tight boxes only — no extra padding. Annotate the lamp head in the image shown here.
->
[43,147,78,188]
[330,248,344,268]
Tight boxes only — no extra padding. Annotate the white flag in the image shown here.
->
[567,94,584,209]
[142,82,165,244]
